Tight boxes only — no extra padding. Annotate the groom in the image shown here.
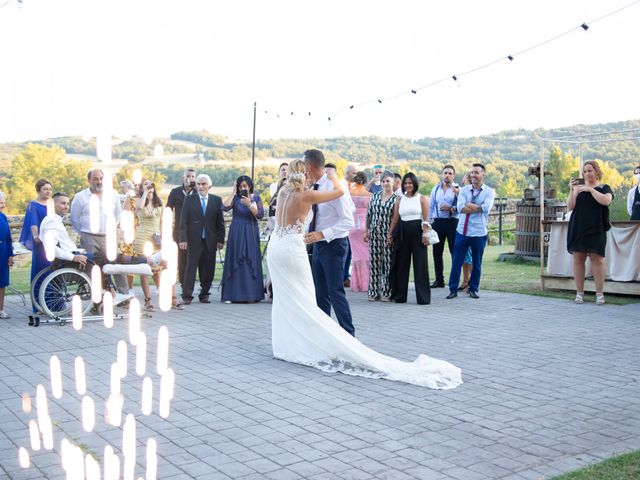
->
[303,149,356,336]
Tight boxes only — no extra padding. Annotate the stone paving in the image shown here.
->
[0,286,638,480]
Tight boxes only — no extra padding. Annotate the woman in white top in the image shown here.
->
[387,172,432,304]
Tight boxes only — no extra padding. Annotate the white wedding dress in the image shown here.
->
[267,190,462,389]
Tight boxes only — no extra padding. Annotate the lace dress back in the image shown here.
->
[273,188,312,237]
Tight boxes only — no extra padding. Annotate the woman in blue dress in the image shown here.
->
[221,175,265,303]
[19,178,53,312]
[0,192,15,319]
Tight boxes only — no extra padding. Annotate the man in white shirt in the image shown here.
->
[328,163,356,287]
[627,165,640,220]
[41,193,139,305]
[70,169,128,295]
[304,149,356,336]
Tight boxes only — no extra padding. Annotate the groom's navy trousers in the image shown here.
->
[312,237,355,337]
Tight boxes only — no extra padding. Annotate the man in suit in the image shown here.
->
[178,174,225,305]
[167,168,196,292]
[303,149,356,336]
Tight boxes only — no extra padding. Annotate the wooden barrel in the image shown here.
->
[514,202,565,257]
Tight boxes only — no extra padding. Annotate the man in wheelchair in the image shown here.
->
[40,193,163,306]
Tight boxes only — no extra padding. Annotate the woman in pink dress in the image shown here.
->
[348,171,371,292]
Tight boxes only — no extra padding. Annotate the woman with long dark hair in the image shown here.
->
[135,179,163,311]
[221,175,265,303]
[387,172,432,304]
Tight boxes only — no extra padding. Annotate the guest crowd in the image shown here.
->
[0,157,633,319]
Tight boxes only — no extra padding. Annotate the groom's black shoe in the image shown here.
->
[468,291,480,299]
[430,281,445,288]
[446,292,457,299]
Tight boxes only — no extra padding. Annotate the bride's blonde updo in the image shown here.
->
[286,158,307,191]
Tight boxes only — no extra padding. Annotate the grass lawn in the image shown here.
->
[6,244,639,306]
[428,244,639,306]
[550,449,640,479]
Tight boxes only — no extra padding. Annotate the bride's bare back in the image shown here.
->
[275,173,345,231]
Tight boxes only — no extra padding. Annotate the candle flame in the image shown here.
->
[105,393,124,427]
[121,209,135,244]
[43,230,56,262]
[91,265,102,304]
[146,438,157,480]
[89,194,100,234]
[159,270,172,312]
[106,215,118,261]
[103,291,114,328]
[104,445,120,480]
[72,295,83,330]
[141,377,152,416]
[86,454,100,480]
[143,241,153,258]
[123,414,137,480]
[82,396,96,432]
[18,447,30,468]
[21,392,31,413]
[28,420,41,451]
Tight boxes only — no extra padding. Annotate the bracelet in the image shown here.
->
[421,221,431,227]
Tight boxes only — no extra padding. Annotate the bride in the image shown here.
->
[267,159,462,389]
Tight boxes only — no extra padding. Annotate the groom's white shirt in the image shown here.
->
[314,173,355,242]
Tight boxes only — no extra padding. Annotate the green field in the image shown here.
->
[7,244,638,306]
[550,450,640,480]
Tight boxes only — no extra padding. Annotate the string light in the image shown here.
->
[259,0,640,124]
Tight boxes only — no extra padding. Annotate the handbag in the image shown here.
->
[427,229,440,245]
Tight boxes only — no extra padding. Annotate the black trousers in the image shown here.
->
[182,239,216,300]
[431,217,458,283]
[393,220,431,304]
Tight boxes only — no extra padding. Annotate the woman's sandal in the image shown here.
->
[575,292,584,304]
[144,298,155,311]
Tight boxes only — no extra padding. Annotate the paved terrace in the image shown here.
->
[0,288,638,480]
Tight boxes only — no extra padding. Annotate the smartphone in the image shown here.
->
[240,189,249,198]
[577,178,585,185]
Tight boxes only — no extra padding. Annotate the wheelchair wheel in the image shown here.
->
[38,268,93,319]
[30,266,52,313]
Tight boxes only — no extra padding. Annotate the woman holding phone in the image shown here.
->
[566,160,613,305]
[221,175,265,303]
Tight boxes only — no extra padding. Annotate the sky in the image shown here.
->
[0,0,639,143]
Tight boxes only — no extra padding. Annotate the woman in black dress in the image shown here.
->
[566,160,613,305]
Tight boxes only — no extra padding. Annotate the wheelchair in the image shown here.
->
[30,262,94,322]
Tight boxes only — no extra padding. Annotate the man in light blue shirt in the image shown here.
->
[428,164,459,288]
[447,163,495,299]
